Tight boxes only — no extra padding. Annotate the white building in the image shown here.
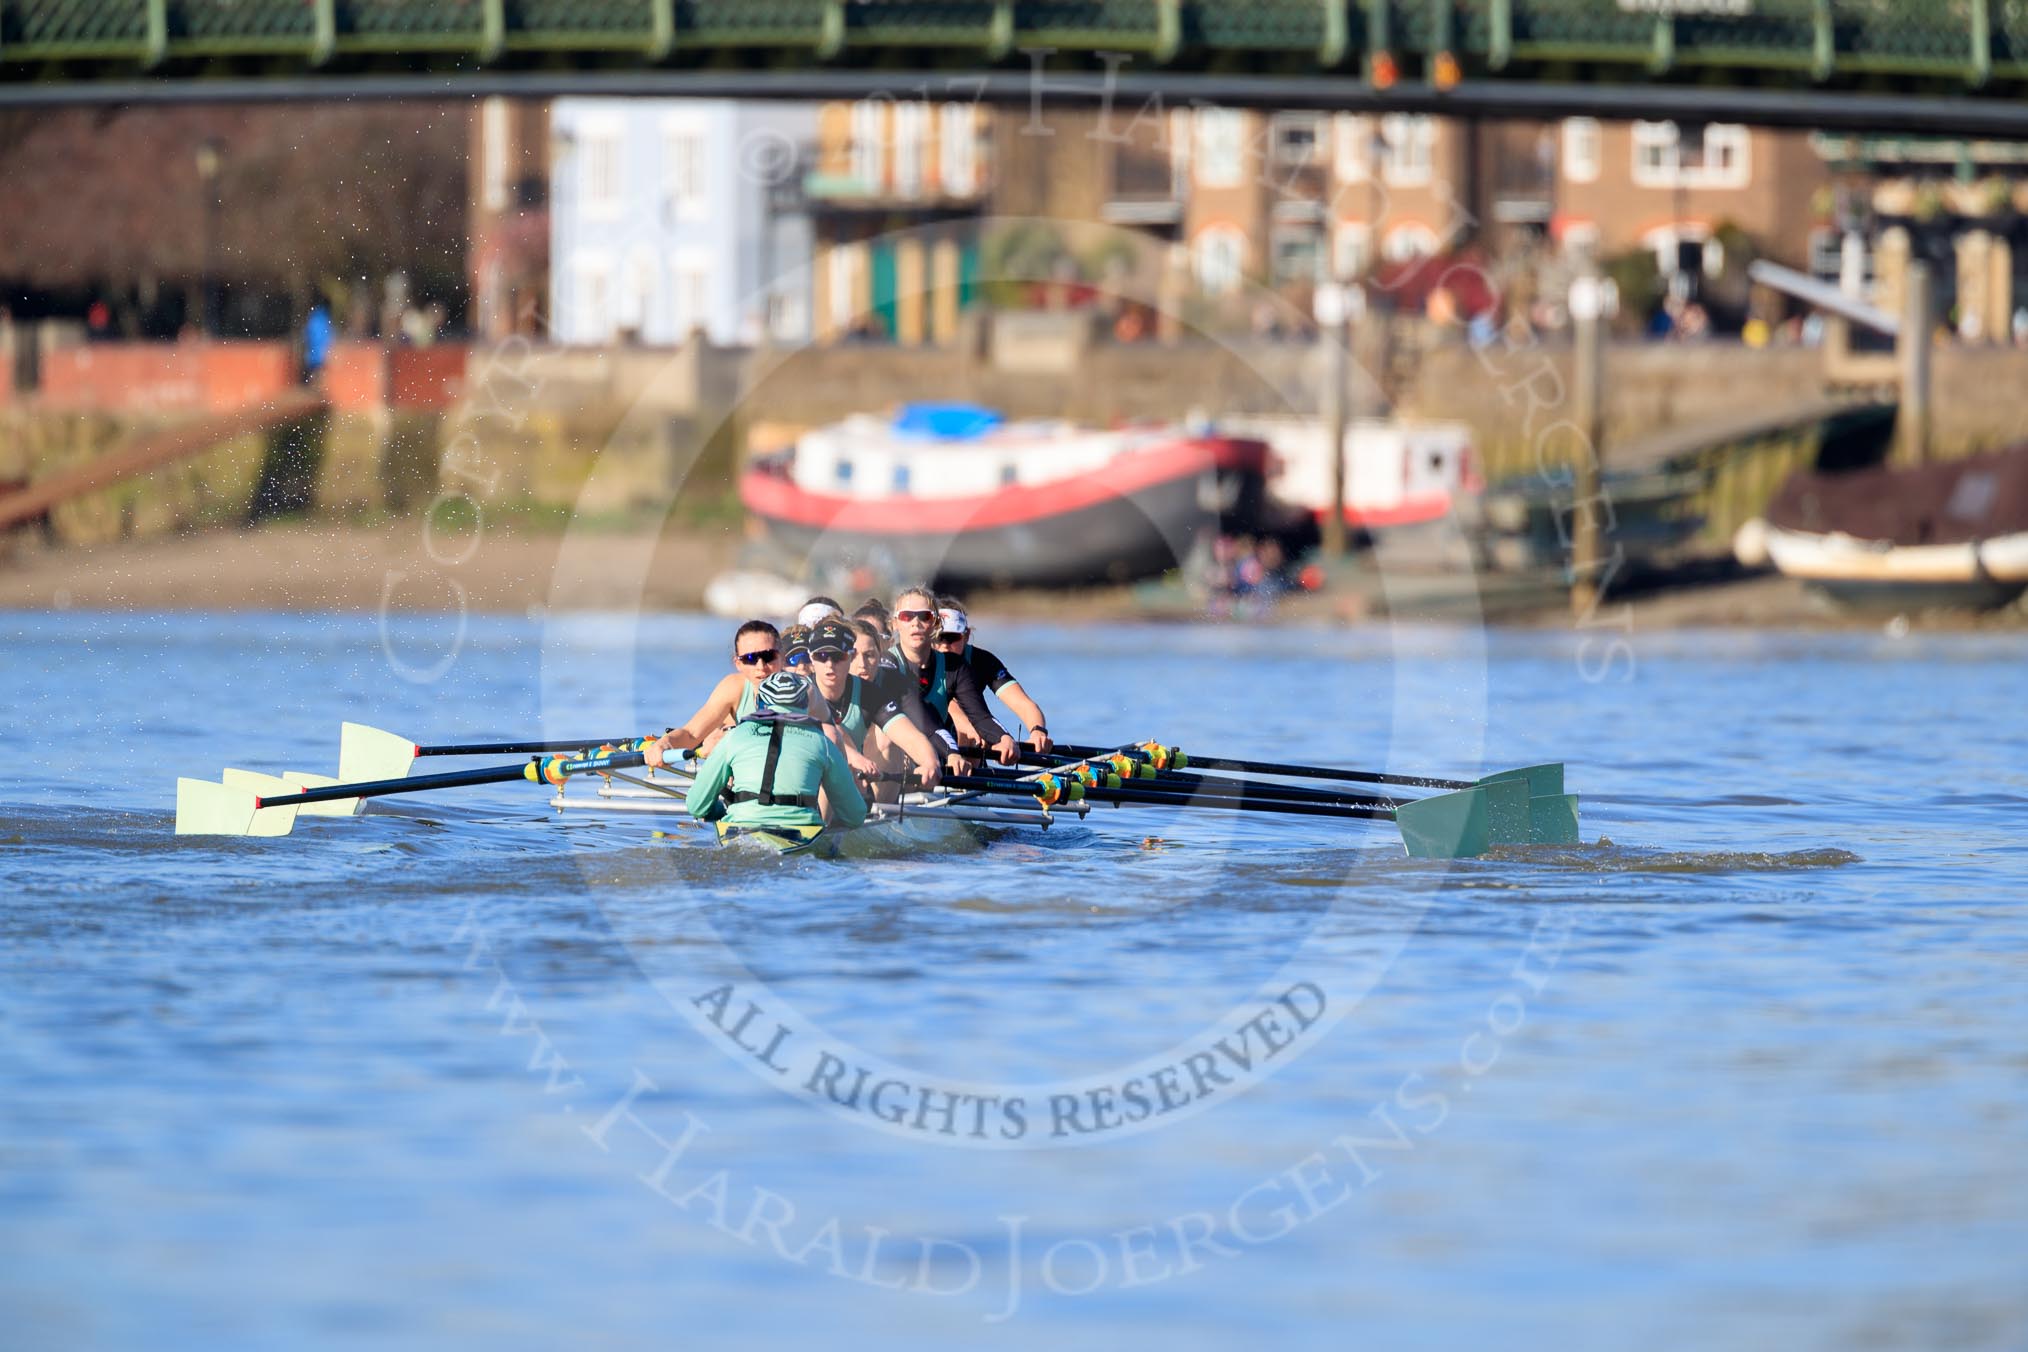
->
[549,98,817,346]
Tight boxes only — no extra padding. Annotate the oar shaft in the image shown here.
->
[940,774,1396,822]
[417,739,642,757]
[1050,742,1471,791]
[255,751,648,808]
[961,762,1404,809]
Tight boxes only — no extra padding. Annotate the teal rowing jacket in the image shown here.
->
[684,717,868,830]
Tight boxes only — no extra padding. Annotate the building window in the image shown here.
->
[573,253,612,343]
[835,458,854,487]
[1334,114,1373,183]
[1270,113,1323,168]
[1561,118,1601,185]
[481,98,510,212]
[893,101,927,199]
[850,101,884,192]
[1380,115,1434,187]
[1271,226,1323,283]
[892,463,912,493]
[828,244,861,333]
[939,104,977,196]
[619,249,658,337]
[579,121,623,219]
[664,123,706,218]
[1383,223,1441,263]
[1195,108,1246,189]
[670,251,711,337]
[1334,222,1372,278]
[1194,225,1246,295]
[1631,122,1752,190]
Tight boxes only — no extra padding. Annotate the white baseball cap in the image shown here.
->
[937,608,969,636]
[796,601,843,628]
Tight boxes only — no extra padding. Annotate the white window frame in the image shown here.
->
[1631,121,1752,190]
[1561,118,1601,185]
[938,103,977,196]
[669,248,713,339]
[481,97,510,212]
[1194,224,1247,296]
[1334,114,1374,184]
[662,117,707,220]
[1334,221,1373,278]
[1269,112,1324,169]
[893,101,928,199]
[850,100,885,192]
[576,116,624,221]
[1380,115,1434,188]
[1382,223,1441,263]
[1194,108,1246,189]
[1269,225,1323,284]
[572,252,613,344]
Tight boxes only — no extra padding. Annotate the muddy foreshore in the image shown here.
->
[2,522,2022,633]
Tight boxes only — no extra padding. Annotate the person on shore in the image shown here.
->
[888,586,1018,769]
[683,671,868,835]
[932,599,1052,755]
[645,620,781,767]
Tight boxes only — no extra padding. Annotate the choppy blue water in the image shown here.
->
[2,609,2024,1349]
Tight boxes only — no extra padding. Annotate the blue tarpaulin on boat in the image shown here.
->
[893,403,1003,440]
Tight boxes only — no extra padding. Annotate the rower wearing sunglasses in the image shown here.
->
[932,599,1053,756]
[800,617,943,793]
[888,586,1020,769]
[644,620,783,768]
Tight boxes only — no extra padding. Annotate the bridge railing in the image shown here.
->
[2,2,2024,94]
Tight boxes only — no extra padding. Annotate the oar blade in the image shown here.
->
[220,769,307,837]
[1527,793,1583,846]
[282,771,361,818]
[339,722,417,787]
[175,777,298,837]
[1478,763,1564,798]
[1484,777,1532,845]
[1395,786,1491,860]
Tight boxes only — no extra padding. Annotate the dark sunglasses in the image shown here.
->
[895,609,936,623]
[809,647,850,662]
[736,649,780,666]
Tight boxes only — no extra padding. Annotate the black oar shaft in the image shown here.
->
[255,751,647,808]
[940,774,1396,822]
[1050,742,1470,791]
[962,763,1403,810]
[417,739,638,757]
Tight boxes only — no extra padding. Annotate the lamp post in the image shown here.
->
[195,137,223,338]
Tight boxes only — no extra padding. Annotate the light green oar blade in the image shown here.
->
[339,722,417,787]
[1395,785,1491,859]
[175,777,300,837]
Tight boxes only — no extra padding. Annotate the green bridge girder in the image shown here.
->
[4,1,2028,132]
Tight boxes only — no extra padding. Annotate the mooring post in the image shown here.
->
[1898,260,1934,465]
[1569,254,1606,615]
[1317,278,1352,557]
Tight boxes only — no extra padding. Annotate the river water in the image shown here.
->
[2,608,2023,1349]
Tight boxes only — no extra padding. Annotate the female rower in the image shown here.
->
[852,597,892,646]
[933,600,1053,755]
[848,619,886,683]
[683,670,868,834]
[802,617,942,794]
[889,585,1019,768]
[644,620,780,768]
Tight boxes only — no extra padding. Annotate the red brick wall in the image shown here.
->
[37,342,295,412]
[388,346,468,410]
[320,342,388,410]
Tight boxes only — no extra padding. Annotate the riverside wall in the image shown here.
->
[7,331,2028,549]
